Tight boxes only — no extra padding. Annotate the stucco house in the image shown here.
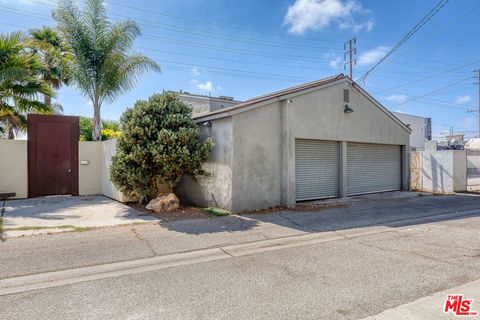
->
[176,74,411,212]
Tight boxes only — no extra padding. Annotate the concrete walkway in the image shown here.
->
[362,278,480,319]
[1,195,157,238]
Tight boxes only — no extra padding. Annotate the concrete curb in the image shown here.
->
[0,225,394,296]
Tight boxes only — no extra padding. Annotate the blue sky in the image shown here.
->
[1,0,479,139]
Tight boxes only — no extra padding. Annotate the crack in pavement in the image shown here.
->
[130,227,157,257]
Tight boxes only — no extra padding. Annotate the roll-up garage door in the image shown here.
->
[347,143,401,196]
[295,139,340,201]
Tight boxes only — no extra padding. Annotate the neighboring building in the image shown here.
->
[176,74,411,212]
[465,138,480,149]
[173,91,242,116]
[392,112,431,150]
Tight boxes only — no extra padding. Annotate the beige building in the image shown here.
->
[176,74,411,212]
[174,91,242,117]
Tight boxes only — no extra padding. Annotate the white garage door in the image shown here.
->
[295,139,340,201]
[347,143,401,196]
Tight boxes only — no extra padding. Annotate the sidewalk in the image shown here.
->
[362,278,480,319]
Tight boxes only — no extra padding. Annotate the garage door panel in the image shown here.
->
[295,139,340,201]
[347,143,401,195]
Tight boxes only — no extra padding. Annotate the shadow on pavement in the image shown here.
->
[159,193,480,235]
[243,193,480,234]
[157,215,259,235]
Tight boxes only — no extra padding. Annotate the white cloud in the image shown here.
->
[386,94,408,104]
[197,81,212,91]
[283,0,373,34]
[357,45,390,66]
[190,67,201,77]
[454,95,471,104]
[340,18,374,32]
[329,57,342,68]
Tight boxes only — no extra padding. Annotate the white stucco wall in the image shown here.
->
[176,117,233,209]
[0,139,27,199]
[78,141,102,195]
[421,150,466,193]
[100,139,133,202]
[392,112,427,150]
[453,150,467,192]
[0,139,131,201]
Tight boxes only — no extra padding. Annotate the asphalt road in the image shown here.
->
[1,193,480,319]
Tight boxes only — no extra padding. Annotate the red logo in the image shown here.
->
[444,294,478,317]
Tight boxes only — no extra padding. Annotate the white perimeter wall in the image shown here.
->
[420,150,466,193]
[0,139,130,202]
[0,139,27,199]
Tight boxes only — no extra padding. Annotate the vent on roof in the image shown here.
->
[343,89,349,103]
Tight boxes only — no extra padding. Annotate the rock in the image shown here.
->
[145,193,180,212]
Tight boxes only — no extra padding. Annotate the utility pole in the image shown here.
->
[344,37,357,80]
[476,69,480,138]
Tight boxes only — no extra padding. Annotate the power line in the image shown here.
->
[388,59,480,90]
[0,19,460,85]
[0,6,338,62]
[357,0,450,83]
[366,86,472,111]
[393,77,471,107]
[2,2,473,89]
[0,2,460,70]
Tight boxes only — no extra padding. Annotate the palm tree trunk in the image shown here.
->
[8,126,14,140]
[44,94,52,107]
[92,98,102,141]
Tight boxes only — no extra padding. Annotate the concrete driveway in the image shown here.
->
[1,195,157,238]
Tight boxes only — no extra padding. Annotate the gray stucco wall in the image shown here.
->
[229,80,410,211]
[179,95,210,116]
[175,117,233,209]
[180,79,410,212]
[231,102,283,212]
[289,82,409,145]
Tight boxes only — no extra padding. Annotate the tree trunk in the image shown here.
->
[8,127,14,140]
[44,94,52,107]
[92,98,102,141]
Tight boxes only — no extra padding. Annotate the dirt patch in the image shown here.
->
[128,203,211,221]
[240,202,350,215]
[129,200,351,220]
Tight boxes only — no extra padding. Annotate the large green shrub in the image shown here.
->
[109,92,213,202]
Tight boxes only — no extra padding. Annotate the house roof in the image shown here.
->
[194,74,411,133]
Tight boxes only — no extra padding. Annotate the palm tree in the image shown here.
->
[53,0,160,141]
[28,26,71,112]
[0,32,53,139]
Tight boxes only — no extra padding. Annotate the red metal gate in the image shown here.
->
[28,114,79,197]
